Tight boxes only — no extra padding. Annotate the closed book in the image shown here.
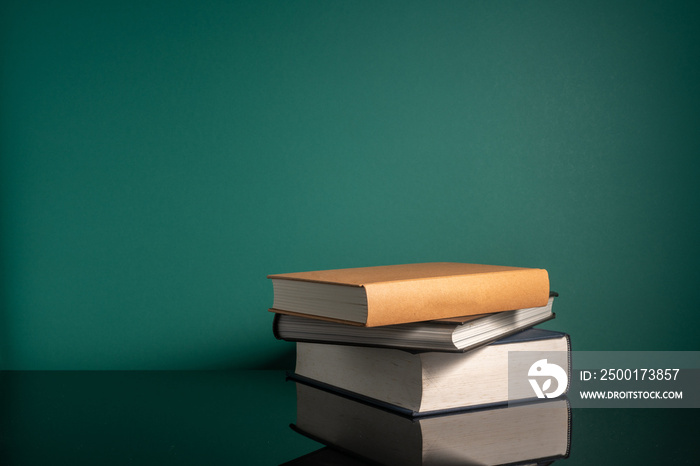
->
[274,295,556,352]
[268,262,550,327]
[291,328,570,416]
[292,382,571,466]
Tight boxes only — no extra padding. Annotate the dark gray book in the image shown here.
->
[290,328,571,416]
[291,382,571,466]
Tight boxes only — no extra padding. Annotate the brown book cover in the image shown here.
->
[268,262,549,327]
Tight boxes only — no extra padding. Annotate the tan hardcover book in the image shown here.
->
[268,262,549,327]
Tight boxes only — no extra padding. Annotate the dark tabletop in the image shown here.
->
[1,370,697,465]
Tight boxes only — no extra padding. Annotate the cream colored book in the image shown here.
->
[268,262,550,327]
[274,296,556,352]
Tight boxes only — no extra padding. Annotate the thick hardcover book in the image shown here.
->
[268,262,550,327]
[274,295,556,352]
[291,382,571,466]
[290,328,571,416]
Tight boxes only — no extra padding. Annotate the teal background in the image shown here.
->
[1,1,698,370]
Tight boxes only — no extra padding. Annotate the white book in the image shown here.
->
[275,297,555,352]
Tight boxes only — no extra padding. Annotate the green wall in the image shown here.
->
[1,1,698,369]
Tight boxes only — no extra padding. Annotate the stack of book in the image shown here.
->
[269,263,571,465]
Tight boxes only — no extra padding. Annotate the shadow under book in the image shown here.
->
[289,382,571,466]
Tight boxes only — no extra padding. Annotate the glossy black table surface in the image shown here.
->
[1,370,698,465]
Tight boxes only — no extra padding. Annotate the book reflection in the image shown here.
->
[283,382,572,466]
